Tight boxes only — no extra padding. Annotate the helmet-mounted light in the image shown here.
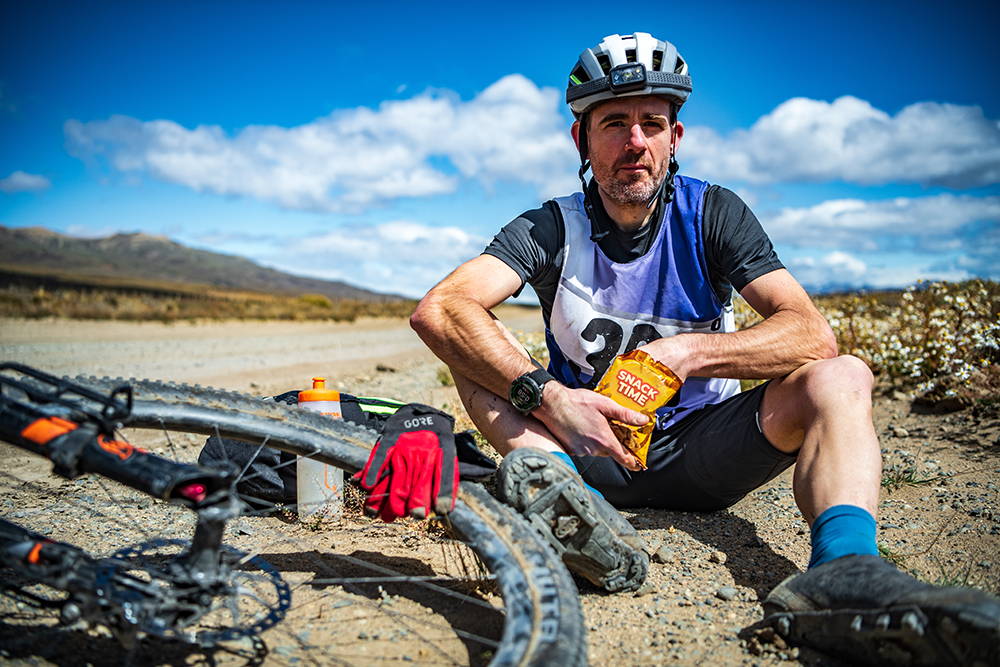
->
[608,63,647,93]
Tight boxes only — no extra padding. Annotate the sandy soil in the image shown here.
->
[1,315,997,666]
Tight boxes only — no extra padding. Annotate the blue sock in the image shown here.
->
[549,451,604,498]
[808,504,879,569]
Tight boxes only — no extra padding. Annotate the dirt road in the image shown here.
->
[0,307,540,394]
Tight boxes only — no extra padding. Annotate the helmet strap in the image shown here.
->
[576,113,608,241]
[579,160,607,241]
[643,144,679,211]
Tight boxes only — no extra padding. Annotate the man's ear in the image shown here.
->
[672,120,684,152]
[571,119,588,160]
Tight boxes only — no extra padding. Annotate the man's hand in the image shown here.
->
[637,336,692,382]
[534,383,647,471]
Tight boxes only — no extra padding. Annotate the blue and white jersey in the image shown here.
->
[545,175,741,430]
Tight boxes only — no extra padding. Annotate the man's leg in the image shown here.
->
[758,355,1000,665]
[758,354,882,568]
[757,353,881,524]
[449,318,648,592]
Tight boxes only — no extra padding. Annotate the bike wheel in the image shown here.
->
[19,376,587,666]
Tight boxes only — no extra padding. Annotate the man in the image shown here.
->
[411,32,998,665]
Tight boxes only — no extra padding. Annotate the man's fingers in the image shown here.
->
[610,443,641,471]
[585,423,642,471]
[596,395,648,426]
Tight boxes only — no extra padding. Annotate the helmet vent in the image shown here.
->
[625,48,637,63]
[596,53,612,75]
[652,50,663,71]
[571,65,591,84]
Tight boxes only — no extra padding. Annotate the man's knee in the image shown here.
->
[763,355,874,446]
[793,355,874,408]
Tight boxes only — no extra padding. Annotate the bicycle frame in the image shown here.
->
[0,362,284,644]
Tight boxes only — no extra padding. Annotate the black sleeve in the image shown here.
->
[483,201,564,298]
[702,186,784,302]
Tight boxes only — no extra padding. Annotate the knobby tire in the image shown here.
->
[70,376,587,667]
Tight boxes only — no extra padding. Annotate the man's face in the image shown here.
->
[574,96,683,207]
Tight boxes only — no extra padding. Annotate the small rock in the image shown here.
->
[633,581,658,597]
[233,520,255,536]
[708,550,727,564]
[892,425,910,438]
[375,363,397,373]
[715,586,739,601]
[653,544,674,564]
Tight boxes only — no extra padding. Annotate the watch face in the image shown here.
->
[510,376,541,412]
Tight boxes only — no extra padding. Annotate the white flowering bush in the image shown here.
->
[818,280,1000,405]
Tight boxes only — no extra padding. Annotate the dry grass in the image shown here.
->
[0,283,416,322]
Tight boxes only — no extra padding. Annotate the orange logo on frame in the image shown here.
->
[21,417,78,445]
[97,435,136,461]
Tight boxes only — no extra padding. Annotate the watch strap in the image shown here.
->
[526,368,554,387]
[510,368,555,414]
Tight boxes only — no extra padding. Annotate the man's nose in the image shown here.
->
[626,124,647,151]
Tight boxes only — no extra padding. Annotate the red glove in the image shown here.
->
[351,404,459,522]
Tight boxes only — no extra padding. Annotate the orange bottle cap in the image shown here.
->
[299,376,340,402]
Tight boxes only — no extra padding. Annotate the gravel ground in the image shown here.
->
[1,315,997,665]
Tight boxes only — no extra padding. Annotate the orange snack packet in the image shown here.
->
[593,349,682,468]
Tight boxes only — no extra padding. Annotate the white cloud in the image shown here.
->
[259,220,487,298]
[786,251,978,292]
[684,96,1000,187]
[0,170,51,193]
[66,75,579,213]
[787,251,867,290]
[763,194,1000,251]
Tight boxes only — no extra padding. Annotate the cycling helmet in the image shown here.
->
[566,32,692,117]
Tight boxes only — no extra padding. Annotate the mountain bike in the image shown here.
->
[0,363,586,666]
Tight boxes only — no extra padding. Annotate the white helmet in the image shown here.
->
[566,32,692,117]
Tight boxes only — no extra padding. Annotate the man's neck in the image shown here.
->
[595,186,657,233]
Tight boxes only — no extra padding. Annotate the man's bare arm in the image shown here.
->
[410,255,537,396]
[640,269,838,381]
[411,254,645,469]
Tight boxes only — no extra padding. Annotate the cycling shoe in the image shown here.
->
[762,554,1000,666]
[496,448,648,593]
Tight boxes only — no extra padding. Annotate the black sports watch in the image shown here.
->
[509,368,556,415]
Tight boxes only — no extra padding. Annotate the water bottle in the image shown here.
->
[296,377,343,518]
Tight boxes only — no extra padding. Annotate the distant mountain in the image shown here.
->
[0,225,405,302]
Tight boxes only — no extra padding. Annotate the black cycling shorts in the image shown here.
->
[570,382,797,511]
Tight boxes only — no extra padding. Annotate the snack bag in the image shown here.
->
[593,350,683,468]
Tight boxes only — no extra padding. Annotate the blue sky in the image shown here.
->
[2,1,998,297]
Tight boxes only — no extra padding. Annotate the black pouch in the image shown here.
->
[197,392,496,507]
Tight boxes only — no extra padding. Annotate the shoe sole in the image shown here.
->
[763,601,1000,666]
[497,450,648,593]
